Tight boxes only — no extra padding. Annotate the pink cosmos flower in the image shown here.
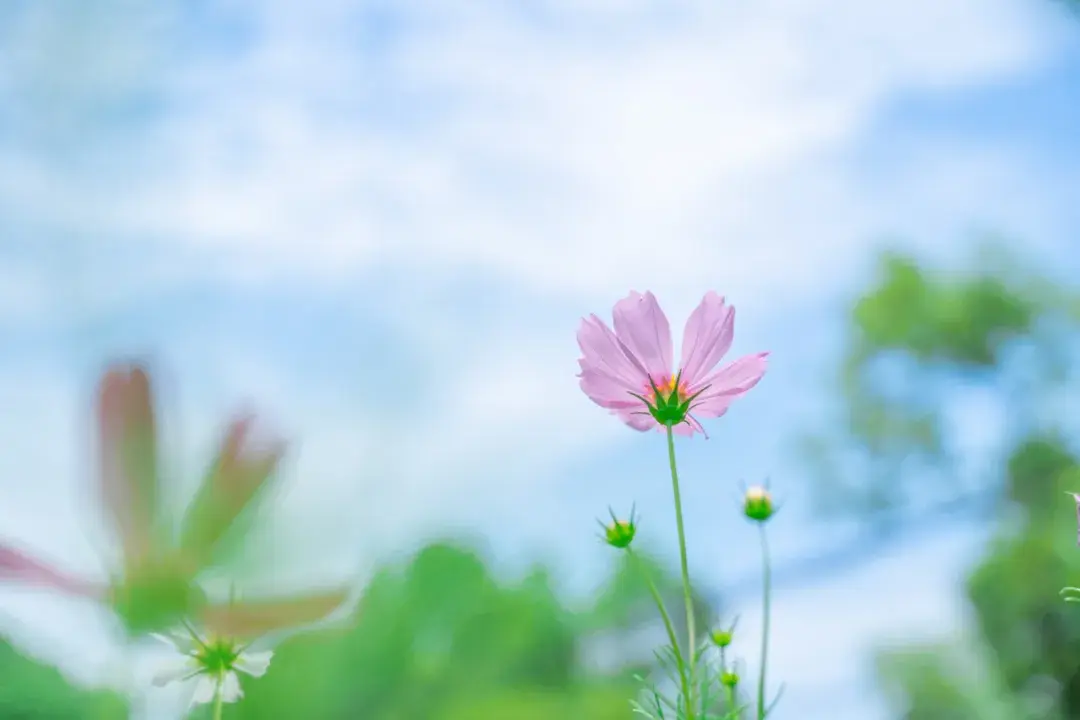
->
[577,291,768,437]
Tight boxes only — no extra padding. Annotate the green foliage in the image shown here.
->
[1004,436,1077,519]
[223,541,702,719]
[585,550,715,645]
[819,244,1080,716]
[799,241,1071,525]
[0,638,126,719]
[850,250,1036,367]
[0,539,710,719]
[850,253,942,361]
[876,643,1024,720]
[878,439,1080,718]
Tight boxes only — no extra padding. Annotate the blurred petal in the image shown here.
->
[201,589,350,639]
[149,632,176,648]
[179,415,285,570]
[189,675,218,706]
[97,364,160,571]
[679,292,735,386]
[0,544,101,597]
[151,655,198,687]
[220,671,243,703]
[235,650,273,678]
[150,631,197,655]
[612,291,673,383]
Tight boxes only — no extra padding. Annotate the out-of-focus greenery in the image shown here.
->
[0,540,713,718]
[0,638,127,718]
[876,440,1080,719]
[228,541,711,719]
[799,243,1074,531]
[806,244,1080,717]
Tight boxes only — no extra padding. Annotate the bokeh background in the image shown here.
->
[2,0,1080,718]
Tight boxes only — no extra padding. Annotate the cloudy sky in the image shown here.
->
[1,0,1079,717]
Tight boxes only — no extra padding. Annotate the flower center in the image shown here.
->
[195,636,240,674]
[646,373,686,402]
[637,371,699,428]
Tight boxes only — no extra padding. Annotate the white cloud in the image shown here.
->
[4,0,1065,307]
[125,0,1053,304]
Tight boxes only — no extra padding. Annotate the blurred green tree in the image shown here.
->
[800,244,1080,717]
[798,242,1072,533]
[877,439,1080,719]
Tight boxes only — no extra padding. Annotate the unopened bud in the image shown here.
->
[721,670,739,688]
[711,629,733,648]
[743,485,774,522]
[604,519,636,549]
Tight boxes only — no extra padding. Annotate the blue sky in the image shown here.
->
[1,0,1079,717]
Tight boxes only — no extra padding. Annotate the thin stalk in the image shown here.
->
[212,676,224,720]
[756,523,772,720]
[628,547,690,708]
[725,686,739,720]
[721,647,738,719]
[666,425,696,717]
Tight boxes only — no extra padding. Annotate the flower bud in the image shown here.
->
[721,670,739,688]
[743,485,774,522]
[604,519,636,549]
[711,629,733,648]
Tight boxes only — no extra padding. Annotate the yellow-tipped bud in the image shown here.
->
[743,485,774,522]
[604,519,636,549]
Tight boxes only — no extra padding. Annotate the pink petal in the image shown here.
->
[97,363,160,572]
[612,291,674,385]
[578,367,637,409]
[679,292,735,386]
[577,314,650,406]
[672,422,696,437]
[691,396,735,421]
[688,352,769,417]
[0,544,101,598]
[613,408,658,432]
[179,415,286,571]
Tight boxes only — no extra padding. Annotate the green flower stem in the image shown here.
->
[665,424,697,717]
[212,676,224,720]
[627,547,690,709]
[724,687,739,720]
[720,648,737,718]
[756,523,772,720]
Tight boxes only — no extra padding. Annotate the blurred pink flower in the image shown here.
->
[0,544,100,598]
[577,291,768,436]
[0,362,350,638]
